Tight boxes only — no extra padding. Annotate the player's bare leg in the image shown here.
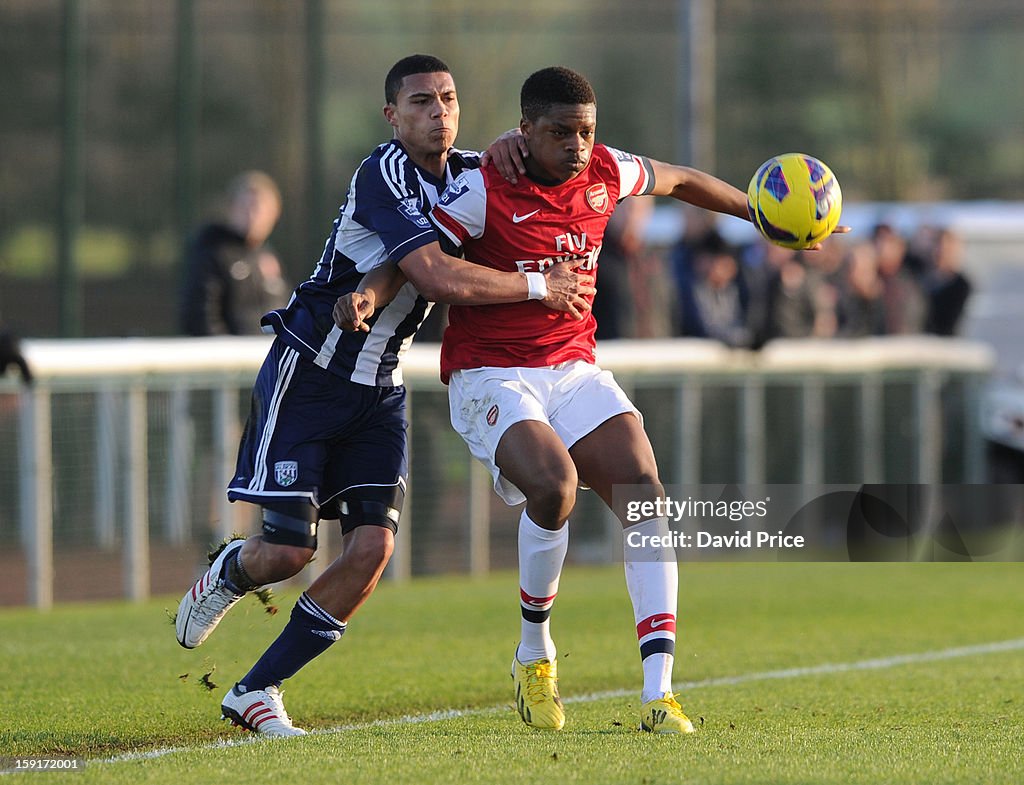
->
[180,521,391,638]
[224,524,393,736]
[236,536,315,585]
[304,525,394,622]
[192,532,317,734]
[495,420,578,530]
[570,413,694,734]
[495,420,575,730]
[567,412,663,516]
[176,505,315,649]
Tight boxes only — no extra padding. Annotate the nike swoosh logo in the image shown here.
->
[512,209,540,224]
[649,617,673,628]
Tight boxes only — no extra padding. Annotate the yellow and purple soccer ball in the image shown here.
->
[746,153,842,250]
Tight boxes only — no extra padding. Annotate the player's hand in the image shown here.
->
[333,291,376,332]
[481,128,528,185]
[805,225,852,251]
[540,262,596,320]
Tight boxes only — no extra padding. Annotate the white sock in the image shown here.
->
[623,517,678,704]
[516,510,568,663]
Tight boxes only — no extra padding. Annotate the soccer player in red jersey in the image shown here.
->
[433,66,753,734]
[340,66,840,734]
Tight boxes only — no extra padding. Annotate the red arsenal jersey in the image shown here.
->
[432,144,654,383]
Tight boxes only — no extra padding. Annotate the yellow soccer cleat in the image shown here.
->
[640,693,696,734]
[511,654,565,730]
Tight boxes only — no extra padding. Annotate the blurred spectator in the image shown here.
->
[803,238,844,336]
[837,242,886,337]
[678,231,752,347]
[0,320,31,450]
[924,228,972,336]
[873,223,927,334]
[904,224,939,278]
[669,205,719,332]
[0,327,32,385]
[765,249,839,339]
[740,240,790,348]
[0,321,30,544]
[667,219,969,346]
[179,171,290,336]
[593,197,652,339]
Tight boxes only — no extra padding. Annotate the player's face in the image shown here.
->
[521,103,596,184]
[384,72,460,162]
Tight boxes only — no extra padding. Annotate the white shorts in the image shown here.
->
[447,360,641,505]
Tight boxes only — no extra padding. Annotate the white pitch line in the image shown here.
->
[567,635,1024,705]
[74,637,1024,769]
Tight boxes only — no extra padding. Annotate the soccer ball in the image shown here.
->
[746,153,842,250]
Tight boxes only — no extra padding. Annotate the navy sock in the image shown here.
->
[223,550,259,594]
[239,593,346,691]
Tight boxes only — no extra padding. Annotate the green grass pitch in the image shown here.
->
[1,562,1022,784]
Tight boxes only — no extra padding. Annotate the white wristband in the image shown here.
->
[526,272,547,301]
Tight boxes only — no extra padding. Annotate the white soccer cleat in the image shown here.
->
[176,538,248,649]
[221,684,307,737]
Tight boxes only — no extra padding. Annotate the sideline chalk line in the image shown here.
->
[53,636,1024,768]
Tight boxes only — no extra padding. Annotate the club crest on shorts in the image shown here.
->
[274,460,299,487]
[486,404,500,426]
[586,183,609,213]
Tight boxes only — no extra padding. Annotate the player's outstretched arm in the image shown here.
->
[645,158,850,246]
[646,159,750,221]
[334,245,596,331]
[396,242,593,315]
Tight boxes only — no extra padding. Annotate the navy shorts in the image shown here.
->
[227,339,408,521]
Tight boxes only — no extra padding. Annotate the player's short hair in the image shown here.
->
[385,54,451,104]
[520,66,596,122]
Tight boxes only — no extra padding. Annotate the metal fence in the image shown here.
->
[0,335,995,608]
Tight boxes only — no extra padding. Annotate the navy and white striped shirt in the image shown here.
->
[261,140,480,386]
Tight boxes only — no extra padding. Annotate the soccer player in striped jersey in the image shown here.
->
[342,66,794,735]
[175,55,593,737]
